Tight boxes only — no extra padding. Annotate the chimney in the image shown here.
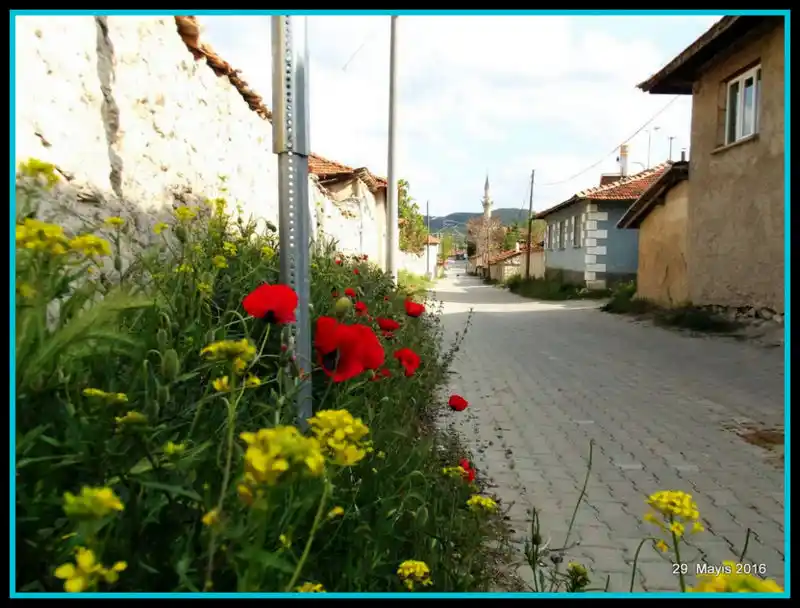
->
[680,150,686,162]
[618,144,629,176]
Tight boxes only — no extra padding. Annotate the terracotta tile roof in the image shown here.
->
[577,162,671,200]
[425,234,440,245]
[488,244,541,265]
[637,16,777,95]
[174,16,386,193]
[537,163,671,220]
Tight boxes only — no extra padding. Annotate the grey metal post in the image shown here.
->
[425,200,431,279]
[386,16,399,281]
[272,16,313,426]
[525,169,535,280]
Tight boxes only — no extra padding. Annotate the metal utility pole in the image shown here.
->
[668,136,675,161]
[386,16,400,280]
[524,169,536,280]
[646,126,660,168]
[425,200,431,279]
[272,16,312,426]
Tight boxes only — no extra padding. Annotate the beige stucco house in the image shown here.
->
[308,154,389,270]
[637,16,785,314]
[618,160,690,307]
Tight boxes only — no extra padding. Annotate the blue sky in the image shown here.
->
[201,14,722,217]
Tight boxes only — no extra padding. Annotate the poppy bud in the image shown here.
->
[175,225,188,243]
[161,348,180,381]
[114,255,123,272]
[334,296,352,318]
[156,328,168,352]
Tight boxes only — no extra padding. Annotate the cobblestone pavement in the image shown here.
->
[434,271,785,592]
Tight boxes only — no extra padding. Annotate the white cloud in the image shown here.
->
[199,14,721,215]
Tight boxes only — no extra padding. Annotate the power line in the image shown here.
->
[537,96,681,187]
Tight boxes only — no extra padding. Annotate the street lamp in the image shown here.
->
[646,126,661,169]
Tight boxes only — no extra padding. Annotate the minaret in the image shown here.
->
[482,175,493,219]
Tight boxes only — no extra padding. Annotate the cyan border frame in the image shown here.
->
[8,8,791,600]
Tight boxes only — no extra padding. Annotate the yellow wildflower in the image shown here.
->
[212,255,228,269]
[327,506,345,520]
[295,582,325,593]
[17,283,37,299]
[466,494,498,513]
[153,222,169,235]
[82,388,128,404]
[689,561,783,593]
[654,540,669,553]
[237,483,255,506]
[19,158,59,189]
[646,490,700,522]
[104,217,125,228]
[377,451,386,459]
[202,508,221,527]
[245,375,262,388]
[279,534,291,549]
[442,466,467,479]
[68,234,112,258]
[669,521,685,538]
[233,357,248,375]
[197,282,212,295]
[307,409,370,467]
[16,218,68,255]
[239,426,325,488]
[175,264,193,274]
[200,339,256,363]
[114,411,148,427]
[212,376,230,392]
[174,206,197,222]
[261,245,275,258]
[222,242,237,256]
[63,486,124,518]
[163,441,187,457]
[397,559,433,591]
[691,521,704,534]
[53,547,127,592]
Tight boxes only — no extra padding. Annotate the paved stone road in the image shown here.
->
[434,271,785,592]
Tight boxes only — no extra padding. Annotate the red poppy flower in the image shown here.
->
[353,268,360,275]
[331,290,339,298]
[242,284,298,323]
[314,317,385,383]
[459,458,476,482]
[370,367,391,382]
[344,287,357,298]
[404,298,425,318]
[393,347,421,377]
[384,296,390,301]
[377,318,400,332]
[381,330,395,339]
[448,394,469,412]
[355,301,368,316]
[362,254,369,261]
[335,258,343,265]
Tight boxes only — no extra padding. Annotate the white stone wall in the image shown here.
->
[14,15,371,264]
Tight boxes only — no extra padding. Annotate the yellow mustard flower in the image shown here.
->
[16,283,37,299]
[295,582,325,593]
[114,411,148,427]
[689,561,783,593]
[174,206,197,222]
[222,242,238,256]
[669,521,685,538]
[104,216,125,228]
[646,490,700,522]
[68,234,112,258]
[163,441,187,457]
[261,245,275,258]
[54,547,126,592]
[327,506,345,520]
[202,508,221,527]
[307,409,370,467]
[82,388,128,404]
[153,222,169,235]
[16,218,68,255]
[245,375,262,388]
[237,483,255,506]
[442,466,467,479]
[197,282,212,295]
[279,534,291,549]
[200,339,256,363]
[654,540,669,553]
[63,486,124,518]
[175,264,193,274]
[239,426,325,488]
[212,376,230,392]
[19,158,59,189]
[466,494,498,513]
[397,559,433,591]
[212,255,228,269]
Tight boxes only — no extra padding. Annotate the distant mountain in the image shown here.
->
[424,208,528,232]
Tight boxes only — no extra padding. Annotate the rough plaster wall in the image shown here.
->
[398,251,428,276]
[636,181,690,307]
[15,16,280,233]
[314,180,382,261]
[687,21,784,312]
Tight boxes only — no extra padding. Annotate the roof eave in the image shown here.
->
[617,163,689,229]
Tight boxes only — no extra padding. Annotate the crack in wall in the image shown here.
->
[95,17,123,199]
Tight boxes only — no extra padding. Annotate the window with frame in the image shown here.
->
[573,214,582,248]
[558,220,566,249]
[726,65,761,145]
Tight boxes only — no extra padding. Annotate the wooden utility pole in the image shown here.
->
[524,169,536,280]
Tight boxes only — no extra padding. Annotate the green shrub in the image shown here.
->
[14,161,505,594]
